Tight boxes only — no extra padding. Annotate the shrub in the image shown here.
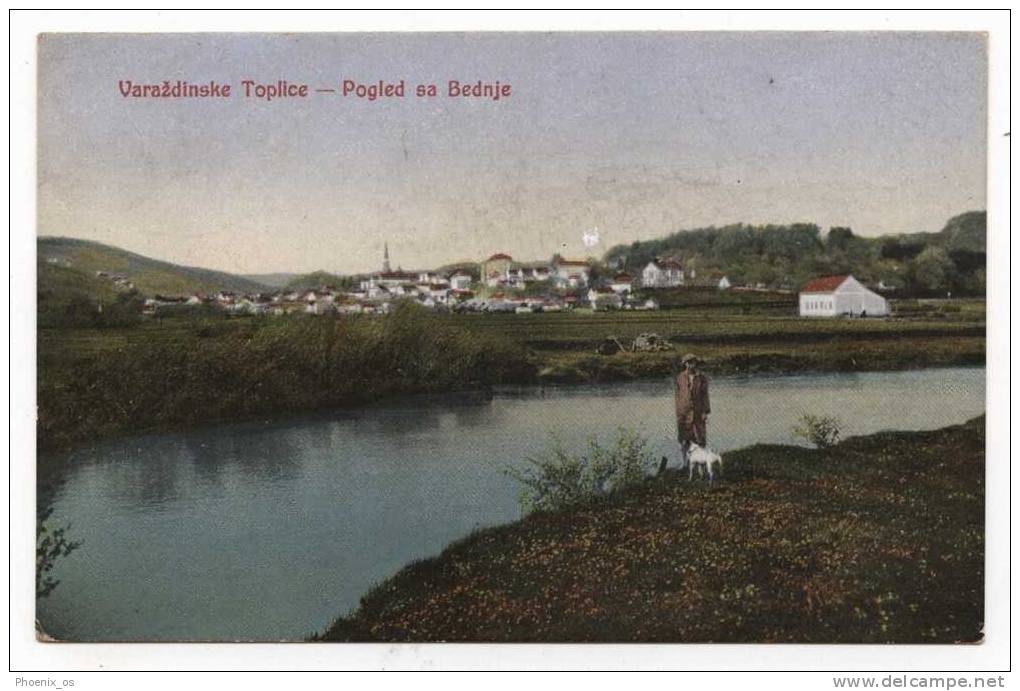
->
[792,414,842,448]
[506,428,654,513]
[36,506,81,599]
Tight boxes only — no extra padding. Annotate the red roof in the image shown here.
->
[614,273,633,281]
[801,275,849,293]
[487,253,513,261]
[556,259,589,267]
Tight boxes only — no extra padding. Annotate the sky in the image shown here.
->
[37,32,987,275]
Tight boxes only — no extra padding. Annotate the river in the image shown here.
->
[36,367,985,641]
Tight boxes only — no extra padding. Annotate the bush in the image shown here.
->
[792,414,842,448]
[506,428,654,513]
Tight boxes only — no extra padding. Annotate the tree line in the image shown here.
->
[604,211,986,297]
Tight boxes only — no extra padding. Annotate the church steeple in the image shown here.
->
[382,242,391,273]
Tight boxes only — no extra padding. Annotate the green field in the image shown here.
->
[436,300,984,348]
[434,297,985,381]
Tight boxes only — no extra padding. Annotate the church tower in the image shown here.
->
[382,242,391,273]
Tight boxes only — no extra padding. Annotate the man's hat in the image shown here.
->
[681,353,700,365]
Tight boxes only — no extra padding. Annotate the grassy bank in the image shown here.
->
[38,299,984,451]
[37,303,532,452]
[316,418,984,642]
[535,333,984,383]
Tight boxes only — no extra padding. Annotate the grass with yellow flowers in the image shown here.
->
[315,417,983,643]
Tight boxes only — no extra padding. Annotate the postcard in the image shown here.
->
[32,29,990,648]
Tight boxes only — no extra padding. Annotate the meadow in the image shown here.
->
[437,295,985,381]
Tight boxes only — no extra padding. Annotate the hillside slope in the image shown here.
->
[241,273,298,288]
[38,237,269,296]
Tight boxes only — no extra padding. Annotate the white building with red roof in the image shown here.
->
[609,272,634,295]
[482,253,514,281]
[449,272,473,290]
[552,258,591,288]
[642,258,684,287]
[799,274,888,318]
[587,286,623,310]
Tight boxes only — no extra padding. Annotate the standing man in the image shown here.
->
[674,353,710,468]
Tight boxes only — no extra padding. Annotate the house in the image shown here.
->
[717,276,732,290]
[799,275,889,318]
[529,265,551,281]
[364,283,390,299]
[449,272,473,290]
[502,270,527,289]
[587,287,622,311]
[268,301,305,315]
[482,253,514,281]
[552,258,591,288]
[360,268,419,293]
[511,262,551,283]
[641,258,684,287]
[378,270,418,289]
[485,270,504,288]
[609,273,634,295]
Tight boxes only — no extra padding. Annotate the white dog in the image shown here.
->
[687,443,723,482]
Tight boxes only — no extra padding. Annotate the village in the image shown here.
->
[133,244,889,319]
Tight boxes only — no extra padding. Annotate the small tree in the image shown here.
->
[792,414,842,449]
[36,506,82,599]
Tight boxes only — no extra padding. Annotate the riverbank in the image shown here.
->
[37,301,984,452]
[315,417,984,642]
[534,333,984,383]
[37,304,533,452]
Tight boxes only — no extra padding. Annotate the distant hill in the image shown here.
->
[604,211,986,296]
[284,271,357,290]
[939,211,986,253]
[38,237,270,296]
[435,261,481,279]
[242,272,298,289]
